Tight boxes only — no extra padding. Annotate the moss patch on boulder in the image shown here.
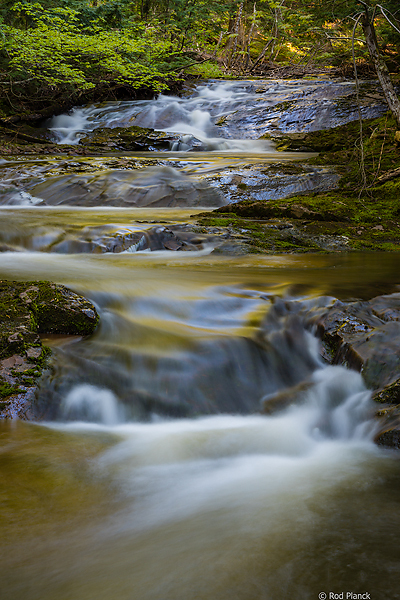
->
[79,126,180,152]
[192,112,400,255]
[0,280,99,419]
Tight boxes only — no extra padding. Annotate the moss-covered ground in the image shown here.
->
[196,113,400,254]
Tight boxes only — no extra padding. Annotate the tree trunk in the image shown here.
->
[249,38,273,72]
[244,3,257,71]
[228,2,244,68]
[361,7,400,128]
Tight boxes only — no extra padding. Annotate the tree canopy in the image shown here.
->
[0,0,399,115]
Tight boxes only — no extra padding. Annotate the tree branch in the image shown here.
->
[377,5,400,35]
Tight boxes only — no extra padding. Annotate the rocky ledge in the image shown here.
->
[261,292,400,450]
[0,280,98,419]
[312,293,400,450]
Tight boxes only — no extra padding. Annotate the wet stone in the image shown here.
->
[305,293,400,450]
[30,166,227,208]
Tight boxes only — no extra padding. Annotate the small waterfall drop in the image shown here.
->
[61,384,123,425]
[48,79,386,150]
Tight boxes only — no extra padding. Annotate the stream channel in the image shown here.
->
[1,79,400,599]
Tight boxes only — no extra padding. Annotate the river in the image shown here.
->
[0,79,399,600]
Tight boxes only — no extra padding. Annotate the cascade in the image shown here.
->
[0,79,398,600]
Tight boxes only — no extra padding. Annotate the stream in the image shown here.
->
[1,79,399,600]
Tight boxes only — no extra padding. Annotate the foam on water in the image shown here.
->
[47,81,276,150]
[62,384,124,425]
[51,363,376,537]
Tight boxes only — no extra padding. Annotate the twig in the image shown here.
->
[376,166,400,184]
[174,57,211,74]
[326,36,365,43]
[377,5,400,35]
[368,114,388,187]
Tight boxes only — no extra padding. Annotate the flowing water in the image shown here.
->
[1,80,400,600]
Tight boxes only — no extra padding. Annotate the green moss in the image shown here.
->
[20,377,35,386]
[0,381,22,399]
[0,280,99,418]
[36,345,52,368]
[201,115,400,255]
[197,182,400,254]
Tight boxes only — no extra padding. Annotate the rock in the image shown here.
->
[372,378,400,450]
[31,166,227,208]
[308,293,400,450]
[207,164,340,206]
[374,403,400,449]
[79,126,174,151]
[0,280,99,420]
[261,380,313,414]
[79,125,203,152]
[312,294,400,391]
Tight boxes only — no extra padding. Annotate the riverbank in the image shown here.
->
[195,113,400,253]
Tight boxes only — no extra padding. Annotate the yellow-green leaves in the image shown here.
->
[1,2,175,95]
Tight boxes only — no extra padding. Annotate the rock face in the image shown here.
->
[0,280,99,419]
[309,293,400,449]
[257,293,400,449]
[313,294,400,390]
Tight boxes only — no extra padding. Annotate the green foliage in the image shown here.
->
[185,61,225,78]
[0,0,399,112]
[0,1,179,103]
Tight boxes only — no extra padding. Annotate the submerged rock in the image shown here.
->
[206,163,339,203]
[0,185,44,206]
[0,280,99,419]
[30,166,226,208]
[261,380,313,414]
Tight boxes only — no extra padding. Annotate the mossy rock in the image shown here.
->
[373,378,400,405]
[0,280,99,419]
[79,126,178,151]
[197,164,400,253]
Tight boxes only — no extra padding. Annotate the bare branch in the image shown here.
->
[0,77,37,85]
[325,36,365,43]
[377,5,400,35]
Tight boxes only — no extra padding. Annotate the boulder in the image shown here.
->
[311,293,400,449]
[312,294,400,390]
[79,125,203,152]
[0,280,99,420]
